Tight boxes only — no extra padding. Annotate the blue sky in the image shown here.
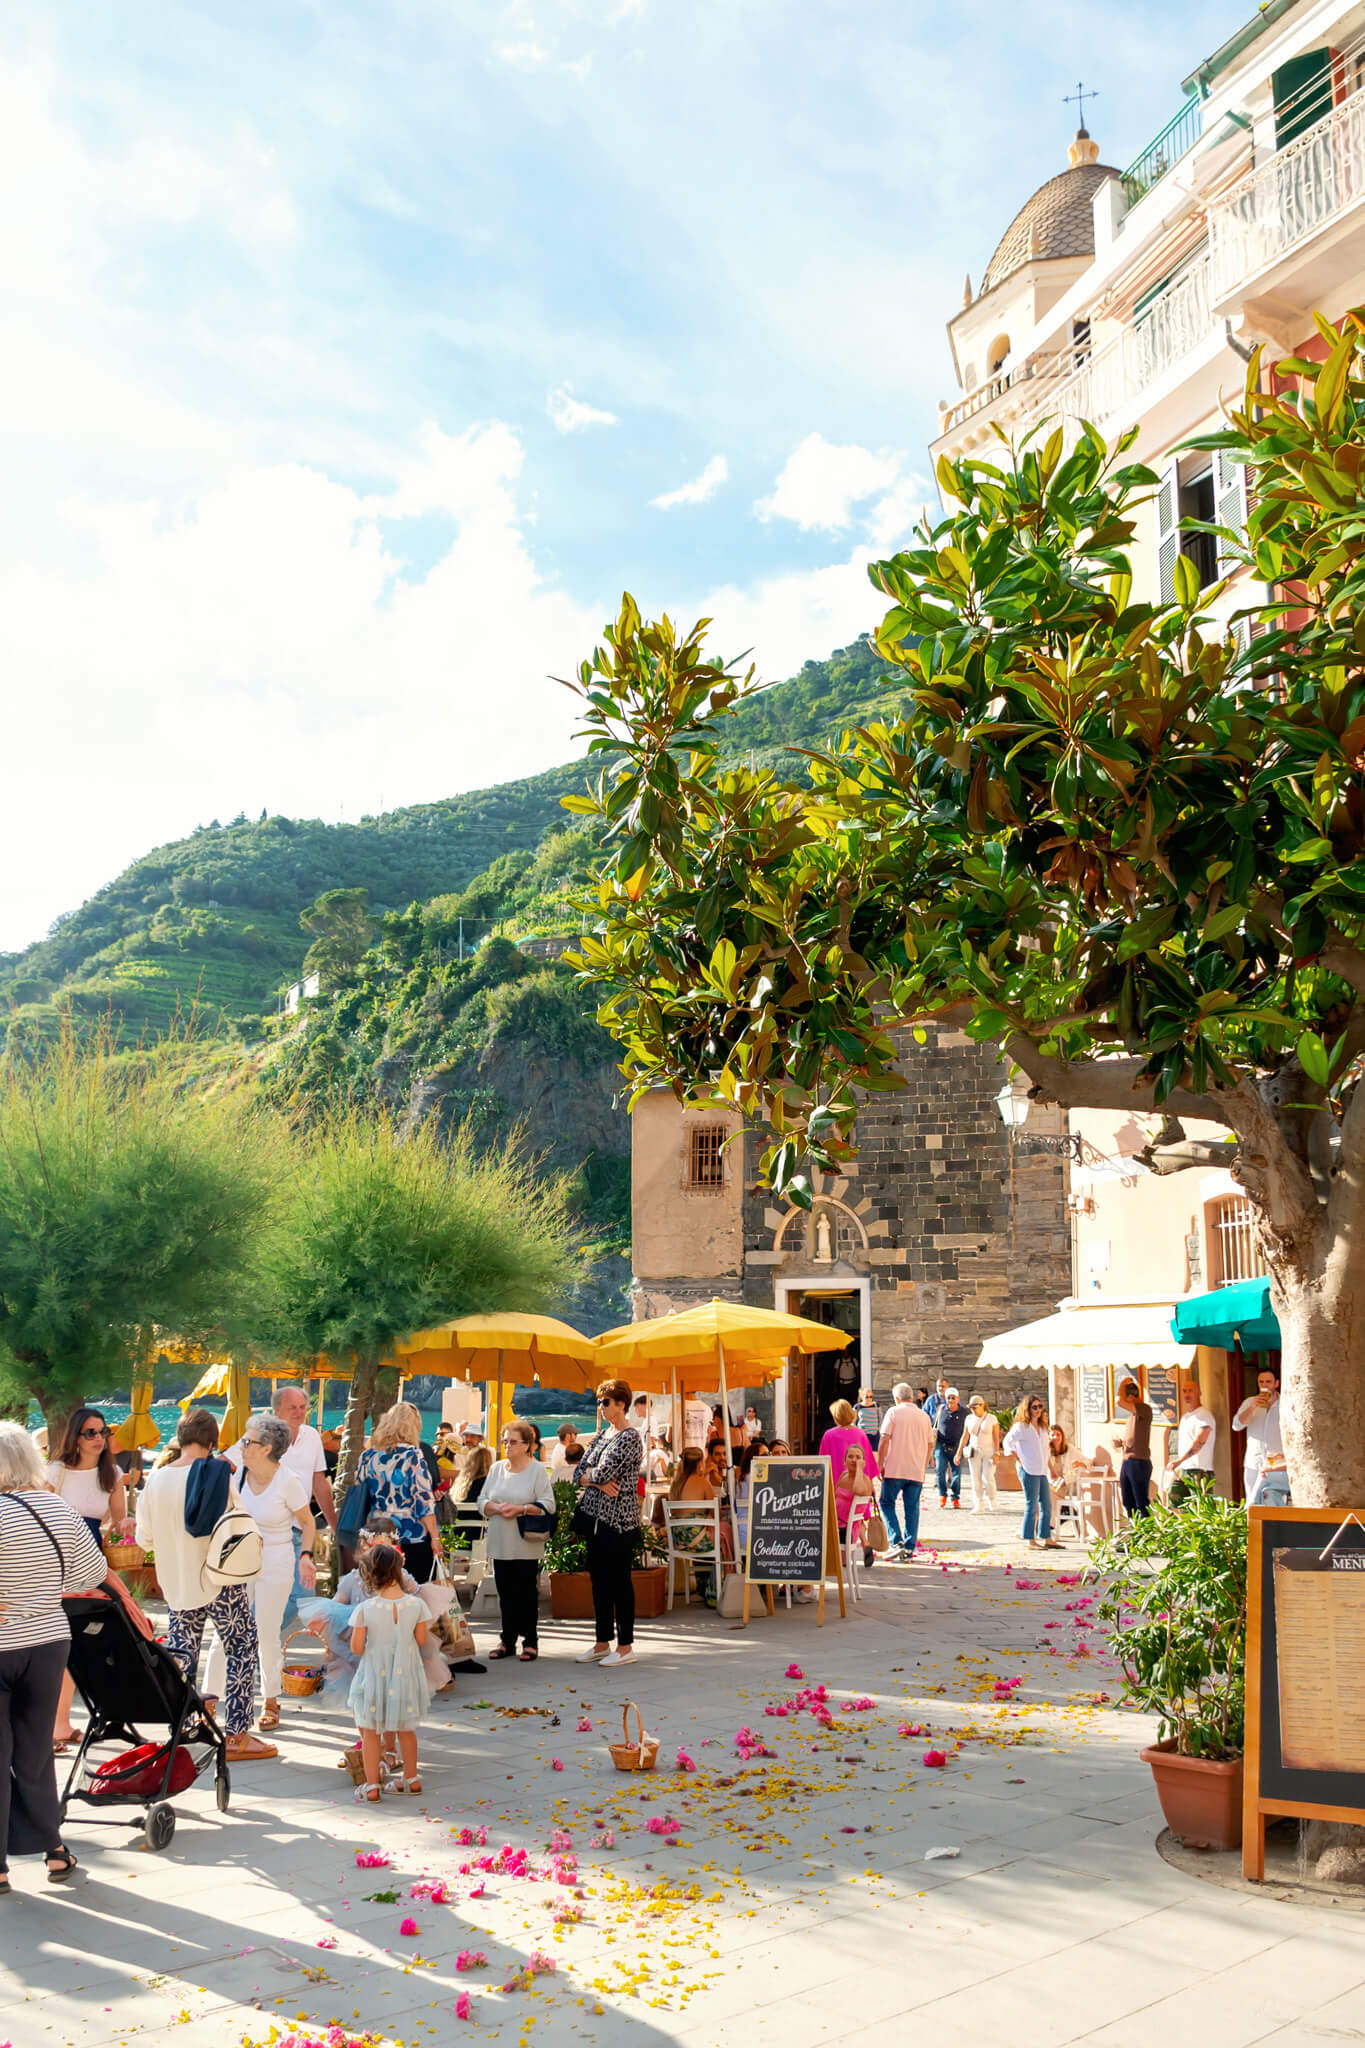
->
[0,0,1236,950]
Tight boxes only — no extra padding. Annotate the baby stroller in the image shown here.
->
[59,1579,230,1852]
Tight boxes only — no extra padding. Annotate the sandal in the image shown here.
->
[259,1699,281,1732]
[405,1777,423,1795]
[488,1646,513,1660]
[46,1847,78,1885]
[353,1782,382,1803]
[518,1648,538,1662]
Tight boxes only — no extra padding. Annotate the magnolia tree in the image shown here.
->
[565,311,1365,1507]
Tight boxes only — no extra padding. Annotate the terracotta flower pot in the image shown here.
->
[548,1571,595,1620]
[1140,1739,1243,1850]
[631,1565,667,1618]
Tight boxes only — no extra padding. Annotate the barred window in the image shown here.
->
[687,1124,727,1192]
[1208,1195,1263,1285]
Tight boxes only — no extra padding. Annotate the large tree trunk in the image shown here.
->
[1276,1262,1365,1507]
[337,1355,379,1499]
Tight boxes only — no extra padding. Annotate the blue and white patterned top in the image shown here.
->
[357,1444,436,1542]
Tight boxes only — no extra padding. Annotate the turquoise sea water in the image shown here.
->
[30,1394,595,1446]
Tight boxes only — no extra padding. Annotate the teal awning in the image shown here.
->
[1170,1278,1279,1352]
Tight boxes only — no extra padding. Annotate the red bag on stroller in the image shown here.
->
[90,1741,197,1798]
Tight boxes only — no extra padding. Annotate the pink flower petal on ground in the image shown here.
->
[922,1749,948,1768]
[784,1664,805,1679]
[455,1991,473,2020]
[576,1718,593,1732]
[399,1917,420,1936]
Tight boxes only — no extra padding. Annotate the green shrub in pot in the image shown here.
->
[1091,1491,1247,1759]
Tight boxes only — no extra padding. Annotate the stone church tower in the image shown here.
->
[630,1019,1071,1445]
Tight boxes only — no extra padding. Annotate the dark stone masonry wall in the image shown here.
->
[738,1022,1070,1400]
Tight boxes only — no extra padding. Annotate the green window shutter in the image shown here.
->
[1273,50,1333,148]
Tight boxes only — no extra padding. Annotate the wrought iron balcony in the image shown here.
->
[1209,84,1365,300]
[1121,98,1203,207]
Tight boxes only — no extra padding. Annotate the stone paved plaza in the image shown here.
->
[5,1501,1365,2048]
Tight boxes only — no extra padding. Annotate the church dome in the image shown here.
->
[977,134,1118,298]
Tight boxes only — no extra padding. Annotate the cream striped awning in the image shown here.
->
[975,1300,1196,1374]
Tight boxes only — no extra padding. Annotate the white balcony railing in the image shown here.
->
[1014,255,1214,440]
[1209,85,1365,300]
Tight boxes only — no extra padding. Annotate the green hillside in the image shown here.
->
[1,639,895,1040]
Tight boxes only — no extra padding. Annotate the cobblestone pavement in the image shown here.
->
[4,1499,1364,2048]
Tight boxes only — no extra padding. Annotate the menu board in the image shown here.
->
[1080,1366,1109,1422]
[1244,1508,1365,1881]
[1147,1366,1179,1425]
[745,1457,831,1585]
[1273,1548,1365,1772]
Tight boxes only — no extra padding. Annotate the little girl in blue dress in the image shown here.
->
[348,1542,430,1801]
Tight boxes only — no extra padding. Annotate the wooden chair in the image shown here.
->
[661,1498,723,1609]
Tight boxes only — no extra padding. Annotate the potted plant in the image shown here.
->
[544,1481,667,1621]
[545,1481,595,1620]
[992,1409,1021,1492]
[1091,1492,1246,1850]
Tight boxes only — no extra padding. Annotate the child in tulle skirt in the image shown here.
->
[348,1542,430,1801]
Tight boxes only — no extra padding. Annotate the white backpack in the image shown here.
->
[202,1504,263,1589]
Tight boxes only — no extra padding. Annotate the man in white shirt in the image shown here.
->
[1232,1368,1287,1504]
[228,1386,336,1526]
[1166,1381,1216,1506]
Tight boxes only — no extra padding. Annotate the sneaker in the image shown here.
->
[939,1497,947,1508]
[575,1645,610,1663]
[951,1499,961,1510]
[601,1647,636,1667]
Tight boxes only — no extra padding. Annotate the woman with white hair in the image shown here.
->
[0,1420,108,1891]
[205,1411,316,1735]
[356,1403,440,1583]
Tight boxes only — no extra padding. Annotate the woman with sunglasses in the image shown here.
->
[45,1408,133,1749]
[1003,1395,1061,1550]
[46,1409,132,1550]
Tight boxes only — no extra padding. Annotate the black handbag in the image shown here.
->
[517,1506,556,1541]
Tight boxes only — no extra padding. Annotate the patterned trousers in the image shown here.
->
[165,1585,259,1735]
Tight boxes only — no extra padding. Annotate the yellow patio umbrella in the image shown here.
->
[111,1371,160,1459]
[594,1299,853,1550]
[395,1312,598,1439]
[179,1360,252,1448]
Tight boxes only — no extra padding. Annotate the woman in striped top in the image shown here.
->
[0,1421,108,1893]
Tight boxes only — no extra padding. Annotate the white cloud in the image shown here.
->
[650,455,728,510]
[546,385,618,434]
[756,433,905,532]
[495,41,551,68]
[0,425,603,950]
[693,548,880,683]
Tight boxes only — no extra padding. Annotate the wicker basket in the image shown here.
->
[104,1542,145,1570]
[280,1628,326,1698]
[607,1701,659,1773]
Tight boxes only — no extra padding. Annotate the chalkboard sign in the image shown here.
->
[1081,1366,1108,1422]
[745,1457,831,1585]
[1147,1365,1178,1424]
[1244,1507,1365,1880]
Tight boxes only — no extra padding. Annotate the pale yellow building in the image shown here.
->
[942,0,1365,1493]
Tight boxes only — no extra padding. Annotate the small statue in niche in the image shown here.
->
[814,1209,833,1262]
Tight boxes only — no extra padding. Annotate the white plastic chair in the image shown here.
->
[662,1498,723,1609]
[843,1497,876,1605]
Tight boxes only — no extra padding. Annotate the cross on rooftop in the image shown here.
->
[1064,80,1098,129]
